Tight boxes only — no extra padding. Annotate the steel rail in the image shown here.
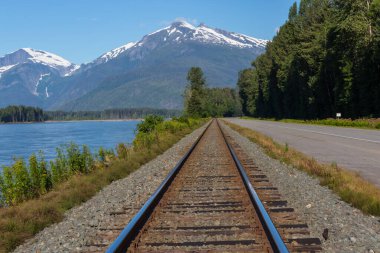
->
[217,119,289,253]
[106,120,213,253]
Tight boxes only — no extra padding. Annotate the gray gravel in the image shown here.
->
[221,121,380,253]
[13,125,207,253]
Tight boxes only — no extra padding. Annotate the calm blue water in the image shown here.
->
[0,120,140,170]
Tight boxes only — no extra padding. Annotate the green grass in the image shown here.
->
[241,116,380,130]
[224,120,380,216]
[0,117,206,252]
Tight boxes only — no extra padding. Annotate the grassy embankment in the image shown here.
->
[241,116,380,130]
[224,120,380,216]
[0,116,206,252]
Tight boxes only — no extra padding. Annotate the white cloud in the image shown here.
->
[174,17,198,25]
[161,17,199,26]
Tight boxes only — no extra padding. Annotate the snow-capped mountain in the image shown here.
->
[96,42,137,64]
[0,48,77,107]
[89,21,267,65]
[0,48,77,77]
[144,21,268,49]
[0,21,267,110]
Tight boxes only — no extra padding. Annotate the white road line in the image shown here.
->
[274,125,380,144]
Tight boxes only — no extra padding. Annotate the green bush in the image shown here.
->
[116,143,129,160]
[0,144,96,206]
[136,115,164,133]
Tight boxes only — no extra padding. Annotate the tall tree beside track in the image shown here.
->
[238,0,380,119]
[184,67,242,117]
[184,67,207,117]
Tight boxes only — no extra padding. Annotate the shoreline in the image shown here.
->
[45,118,143,123]
[0,118,143,125]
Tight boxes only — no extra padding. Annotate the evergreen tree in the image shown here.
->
[237,0,380,119]
[289,2,298,21]
[237,69,254,115]
[184,67,207,117]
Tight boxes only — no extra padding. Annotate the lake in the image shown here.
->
[0,120,140,170]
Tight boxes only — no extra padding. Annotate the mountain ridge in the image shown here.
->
[0,21,267,110]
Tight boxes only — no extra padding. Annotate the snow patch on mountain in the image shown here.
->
[98,42,137,63]
[0,64,18,79]
[0,64,17,73]
[45,87,50,98]
[34,73,50,95]
[161,21,268,49]
[0,48,78,77]
[21,48,73,69]
[64,64,80,76]
[88,42,137,66]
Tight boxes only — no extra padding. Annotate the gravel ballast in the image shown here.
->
[221,121,380,253]
[13,125,207,253]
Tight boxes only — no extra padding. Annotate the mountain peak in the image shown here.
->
[171,20,195,29]
[0,47,78,79]
[1,48,74,69]
[90,21,268,67]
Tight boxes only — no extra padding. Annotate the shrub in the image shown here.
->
[136,115,164,133]
[0,144,96,206]
[116,143,129,160]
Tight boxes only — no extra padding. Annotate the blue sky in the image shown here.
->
[0,0,297,63]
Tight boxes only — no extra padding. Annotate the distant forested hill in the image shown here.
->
[238,0,380,119]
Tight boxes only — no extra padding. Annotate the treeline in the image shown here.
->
[238,0,380,119]
[45,108,181,121]
[0,106,181,123]
[0,106,44,123]
[184,67,242,117]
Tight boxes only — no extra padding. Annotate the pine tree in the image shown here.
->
[289,2,298,21]
[237,0,380,119]
[184,67,207,117]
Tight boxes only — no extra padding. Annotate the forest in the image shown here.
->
[45,108,181,121]
[184,67,242,117]
[0,106,44,123]
[0,106,180,123]
[238,0,380,119]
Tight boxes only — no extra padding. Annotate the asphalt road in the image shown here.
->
[225,118,380,188]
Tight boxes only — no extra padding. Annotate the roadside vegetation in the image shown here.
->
[242,117,380,130]
[224,120,380,216]
[0,115,206,252]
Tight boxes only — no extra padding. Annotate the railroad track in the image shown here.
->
[88,119,322,253]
